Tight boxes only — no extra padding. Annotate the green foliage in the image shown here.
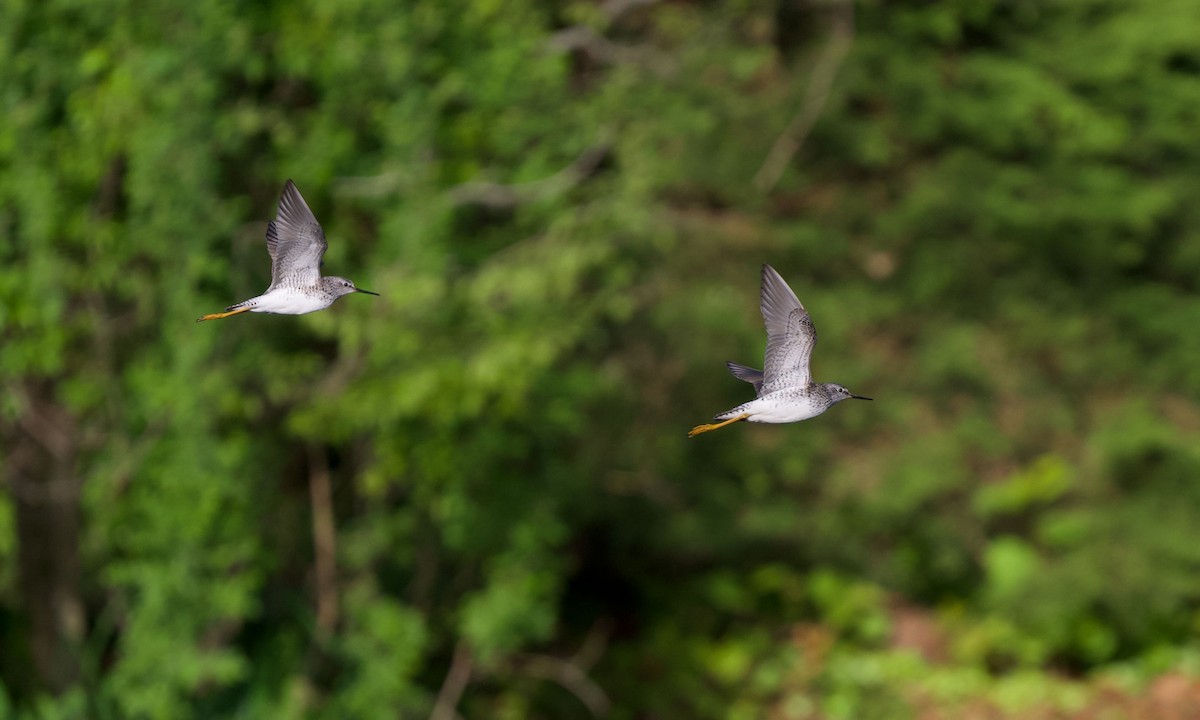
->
[4,0,1200,717]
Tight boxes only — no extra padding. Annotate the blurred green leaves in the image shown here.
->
[4,0,1200,718]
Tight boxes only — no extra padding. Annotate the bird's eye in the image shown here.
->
[343,281,351,287]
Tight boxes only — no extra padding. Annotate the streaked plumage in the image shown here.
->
[197,180,377,322]
[688,264,871,436]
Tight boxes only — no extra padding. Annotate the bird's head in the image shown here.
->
[826,383,873,404]
[325,276,379,299]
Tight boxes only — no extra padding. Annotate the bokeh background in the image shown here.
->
[4,0,1200,717]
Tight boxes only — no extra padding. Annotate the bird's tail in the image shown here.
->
[224,298,258,313]
[714,406,747,421]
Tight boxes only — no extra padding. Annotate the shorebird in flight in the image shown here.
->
[689,264,871,436]
[197,180,377,322]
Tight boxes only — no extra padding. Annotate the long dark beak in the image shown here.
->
[356,288,380,296]
[850,394,873,401]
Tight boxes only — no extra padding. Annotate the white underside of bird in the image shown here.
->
[715,390,828,424]
[232,287,338,315]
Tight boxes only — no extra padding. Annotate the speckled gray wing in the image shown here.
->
[759,264,816,393]
[265,180,327,290]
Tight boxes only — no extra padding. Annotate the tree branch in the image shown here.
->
[13,386,72,460]
[572,618,613,670]
[520,653,611,718]
[599,0,659,23]
[430,641,473,720]
[755,0,856,192]
[447,142,611,211]
[334,170,412,199]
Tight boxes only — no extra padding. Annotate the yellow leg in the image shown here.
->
[196,307,251,322]
[688,413,750,437]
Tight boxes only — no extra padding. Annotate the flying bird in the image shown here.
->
[688,264,871,436]
[197,180,378,322]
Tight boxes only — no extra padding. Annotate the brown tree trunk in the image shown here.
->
[308,445,338,638]
[5,382,84,694]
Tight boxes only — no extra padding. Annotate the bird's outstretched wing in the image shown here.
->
[759,264,816,392]
[726,361,765,396]
[266,180,327,289]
